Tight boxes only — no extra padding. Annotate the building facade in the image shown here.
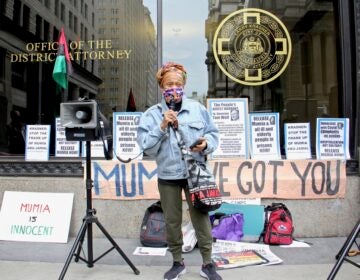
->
[95,0,157,118]
[205,0,359,163]
[0,0,358,240]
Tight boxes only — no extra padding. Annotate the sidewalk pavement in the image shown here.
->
[0,237,359,280]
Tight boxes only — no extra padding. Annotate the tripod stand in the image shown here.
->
[59,141,140,279]
[327,219,359,280]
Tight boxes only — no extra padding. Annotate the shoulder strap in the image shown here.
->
[148,201,163,213]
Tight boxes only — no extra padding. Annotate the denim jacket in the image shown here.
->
[137,96,219,180]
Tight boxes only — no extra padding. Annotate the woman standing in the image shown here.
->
[137,62,222,280]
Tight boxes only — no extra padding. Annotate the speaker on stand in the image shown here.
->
[58,100,139,279]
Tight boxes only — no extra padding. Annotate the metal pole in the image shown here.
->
[157,0,163,102]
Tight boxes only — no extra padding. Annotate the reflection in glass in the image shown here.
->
[206,0,338,153]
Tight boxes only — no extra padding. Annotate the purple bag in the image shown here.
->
[211,213,244,241]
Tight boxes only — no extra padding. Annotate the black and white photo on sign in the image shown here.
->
[25,125,51,161]
[55,118,80,157]
[316,118,350,160]
[113,112,143,160]
[208,98,249,159]
[284,123,311,159]
[249,113,281,160]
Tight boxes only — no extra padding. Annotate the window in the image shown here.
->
[45,0,50,9]
[35,15,42,38]
[60,3,65,22]
[23,5,30,31]
[74,16,78,33]
[0,0,357,170]
[55,0,59,17]
[69,11,73,29]
[13,0,21,25]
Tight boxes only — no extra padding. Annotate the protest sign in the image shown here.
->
[25,125,50,161]
[55,118,80,157]
[90,159,346,200]
[316,118,350,160]
[208,98,249,159]
[0,191,73,243]
[113,112,142,160]
[82,140,108,158]
[284,123,311,159]
[249,113,281,159]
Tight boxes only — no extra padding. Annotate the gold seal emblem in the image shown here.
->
[213,8,292,86]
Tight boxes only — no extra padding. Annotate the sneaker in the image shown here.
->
[200,263,222,280]
[164,261,186,280]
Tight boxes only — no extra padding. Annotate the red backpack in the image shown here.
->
[259,203,294,245]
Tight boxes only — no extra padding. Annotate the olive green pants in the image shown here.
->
[158,179,213,264]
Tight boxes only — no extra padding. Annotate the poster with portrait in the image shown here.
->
[249,113,281,160]
[55,118,80,157]
[208,98,249,159]
[113,112,143,161]
[284,123,311,159]
[316,118,350,160]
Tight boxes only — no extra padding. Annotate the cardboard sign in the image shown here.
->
[55,118,80,157]
[0,191,74,243]
[82,140,108,158]
[25,125,51,161]
[249,113,281,160]
[208,98,249,159]
[284,123,311,159]
[316,118,350,160]
[90,159,346,200]
[113,112,142,160]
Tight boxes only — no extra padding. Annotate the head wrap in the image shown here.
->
[156,62,187,87]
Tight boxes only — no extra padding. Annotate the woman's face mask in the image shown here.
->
[162,87,184,98]
[161,71,185,103]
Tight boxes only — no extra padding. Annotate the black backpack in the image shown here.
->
[140,201,167,247]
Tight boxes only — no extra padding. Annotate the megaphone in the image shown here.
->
[60,100,98,128]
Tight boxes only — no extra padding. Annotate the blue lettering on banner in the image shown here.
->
[91,159,344,199]
[138,162,157,195]
[93,162,157,198]
[93,162,120,195]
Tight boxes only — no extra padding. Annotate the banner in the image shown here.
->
[91,159,346,200]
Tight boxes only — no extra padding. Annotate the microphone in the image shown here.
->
[169,95,175,111]
[168,95,176,129]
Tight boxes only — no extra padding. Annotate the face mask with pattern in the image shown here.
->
[162,87,184,98]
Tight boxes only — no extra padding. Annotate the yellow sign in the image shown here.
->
[213,8,292,86]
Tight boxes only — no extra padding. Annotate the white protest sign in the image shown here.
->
[82,141,108,158]
[249,113,281,160]
[208,98,249,159]
[55,118,80,157]
[113,112,142,160]
[316,118,350,160]
[25,125,50,161]
[284,123,311,159]
[0,191,74,243]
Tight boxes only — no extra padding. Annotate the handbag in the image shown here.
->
[187,159,222,213]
